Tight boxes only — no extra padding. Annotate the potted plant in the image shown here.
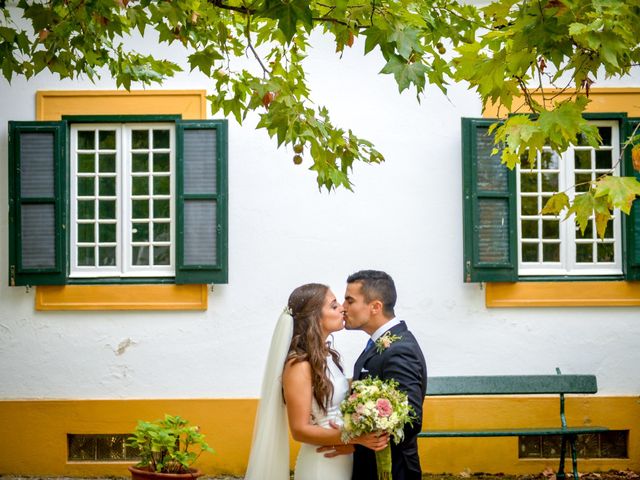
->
[126,414,214,480]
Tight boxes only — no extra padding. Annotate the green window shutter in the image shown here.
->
[624,118,640,280]
[175,120,228,284]
[8,121,67,286]
[462,118,517,283]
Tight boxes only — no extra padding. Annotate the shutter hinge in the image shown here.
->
[465,260,471,283]
[10,265,16,286]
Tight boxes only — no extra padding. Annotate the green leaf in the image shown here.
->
[261,0,313,43]
[594,175,640,215]
[566,192,599,235]
[380,55,428,93]
[541,192,570,215]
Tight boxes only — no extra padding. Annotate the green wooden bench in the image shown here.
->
[418,369,609,480]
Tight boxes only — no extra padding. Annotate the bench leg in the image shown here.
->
[569,434,579,480]
[557,436,567,480]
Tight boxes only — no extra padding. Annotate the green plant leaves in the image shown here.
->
[126,414,214,474]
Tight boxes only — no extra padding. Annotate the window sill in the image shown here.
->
[36,284,208,310]
[485,281,640,307]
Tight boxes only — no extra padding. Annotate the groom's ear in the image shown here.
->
[369,299,383,315]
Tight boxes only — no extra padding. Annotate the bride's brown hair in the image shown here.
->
[287,283,343,413]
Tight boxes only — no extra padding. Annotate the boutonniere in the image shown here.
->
[375,332,401,353]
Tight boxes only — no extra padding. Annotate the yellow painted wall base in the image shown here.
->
[0,397,638,476]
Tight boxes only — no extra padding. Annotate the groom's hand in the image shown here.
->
[316,420,354,457]
[316,444,354,458]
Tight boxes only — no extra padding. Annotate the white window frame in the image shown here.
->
[70,123,175,278]
[517,120,622,276]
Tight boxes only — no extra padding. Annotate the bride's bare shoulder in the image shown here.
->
[283,357,311,381]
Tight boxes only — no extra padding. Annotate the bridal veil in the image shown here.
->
[245,308,293,480]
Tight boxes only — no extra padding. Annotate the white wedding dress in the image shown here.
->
[294,355,353,480]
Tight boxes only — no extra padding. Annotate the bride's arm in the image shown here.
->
[283,360,387,450]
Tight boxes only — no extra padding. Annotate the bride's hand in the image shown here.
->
[353,431,390,451]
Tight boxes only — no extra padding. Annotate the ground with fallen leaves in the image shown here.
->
[2,471,638,480]
[421,471,639,480]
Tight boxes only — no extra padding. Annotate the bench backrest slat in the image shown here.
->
[426,375,598,396]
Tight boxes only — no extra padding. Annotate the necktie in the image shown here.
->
[364,338,375,353]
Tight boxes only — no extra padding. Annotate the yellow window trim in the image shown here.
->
[36,284,208,311]
[486,281,640,308]
[35,89,209,311]
[483,88,640,307]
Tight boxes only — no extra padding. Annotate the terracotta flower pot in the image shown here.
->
[128,465,203,480]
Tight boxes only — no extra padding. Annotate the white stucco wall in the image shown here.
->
[1,31,639,400]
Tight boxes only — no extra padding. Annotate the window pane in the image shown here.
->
[598,126,612,146]
[542,220,559,239]
[574,150,591,170]
[78,131,95,150]
[153,176,170,195]
[132,246,149,266]
[153,199,170,219]
[99,130,116,149]
[576,132,591,146]
[78,153,95,173]
[78,247,95,266]
[132,130,149,149]
[153,129,170,148]
[521,197,538,215]
[541,151,559,170]
[521,220,538,239]
[132,222,149,242]
[154,222,170,242]
[78,200,95,220]
[153,153,170,172]
[541,173,558,192]
[132,153,149,172]
[99,247,116,266]
[595,149,612,170]
[99,200,116,219]
[99,224,116,243]
[99,154,116,173]
[154,246,170,265]
[78,177,94,196]
[604,219,614,239]
[132,200,149,219]
[522,243,538,262]
[132,176,149,196]
[78,224,95,243]
[543,243,560,262]
[575,173,592,192]
[99,177,116,196]
[576,243,593,263]
[520,173,537,192]
[597,242,614,263]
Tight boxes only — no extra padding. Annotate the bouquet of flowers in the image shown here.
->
[340,377,415,480]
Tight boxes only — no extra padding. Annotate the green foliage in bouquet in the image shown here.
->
[341,377,415,480]
[126,414,214,474]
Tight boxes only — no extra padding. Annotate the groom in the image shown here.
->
[343,270,427,480]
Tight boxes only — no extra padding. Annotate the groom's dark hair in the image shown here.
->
[347,270,396,318]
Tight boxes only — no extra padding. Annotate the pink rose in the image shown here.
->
[376,398,392,417]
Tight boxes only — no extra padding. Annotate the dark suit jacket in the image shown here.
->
[351,321,427,480]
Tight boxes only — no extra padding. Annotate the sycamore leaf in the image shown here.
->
[594,175,640,214]
[389,27,421,60]
[594,210,611,240]
[261,0,313,43]
[541,192,570,215]
[566,192,596,235]
[380,55,428,93]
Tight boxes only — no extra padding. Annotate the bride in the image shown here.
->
[245,283,388,480]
